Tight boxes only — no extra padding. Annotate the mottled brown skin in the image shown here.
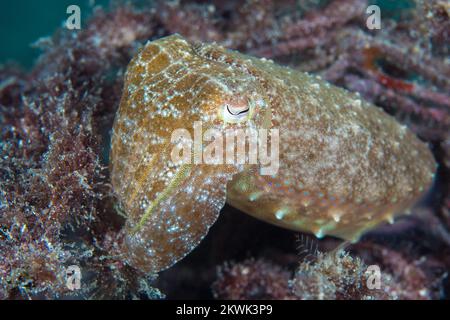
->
[110,35,436,273]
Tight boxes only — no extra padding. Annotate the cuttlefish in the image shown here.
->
[110,34,436,274]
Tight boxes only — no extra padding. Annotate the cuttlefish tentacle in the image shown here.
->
[110,34,436,273]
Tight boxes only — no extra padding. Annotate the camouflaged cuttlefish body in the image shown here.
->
[110,35,436,273]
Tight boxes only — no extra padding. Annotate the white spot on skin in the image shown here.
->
[275,207,289,220]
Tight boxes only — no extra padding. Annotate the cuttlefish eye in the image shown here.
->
[221,103,251,123]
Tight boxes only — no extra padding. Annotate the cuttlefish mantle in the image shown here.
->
[110,35,436,273]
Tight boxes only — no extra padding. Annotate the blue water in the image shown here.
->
[0,0,109,69]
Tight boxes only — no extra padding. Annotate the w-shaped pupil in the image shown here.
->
[227,105,249,116]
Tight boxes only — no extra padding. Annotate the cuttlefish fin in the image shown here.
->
[123,165,240,273]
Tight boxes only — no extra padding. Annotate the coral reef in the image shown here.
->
[0,0,449,299]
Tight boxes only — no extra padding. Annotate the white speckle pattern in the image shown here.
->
[111,35,436,274]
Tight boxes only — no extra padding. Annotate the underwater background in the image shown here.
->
[0,0,415,68]
[0,0,449,299]
[0,0,109,68]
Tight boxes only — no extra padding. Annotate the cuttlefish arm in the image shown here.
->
[110,35,436,274]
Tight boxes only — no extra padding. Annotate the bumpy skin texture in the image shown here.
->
[110,35,436,273]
